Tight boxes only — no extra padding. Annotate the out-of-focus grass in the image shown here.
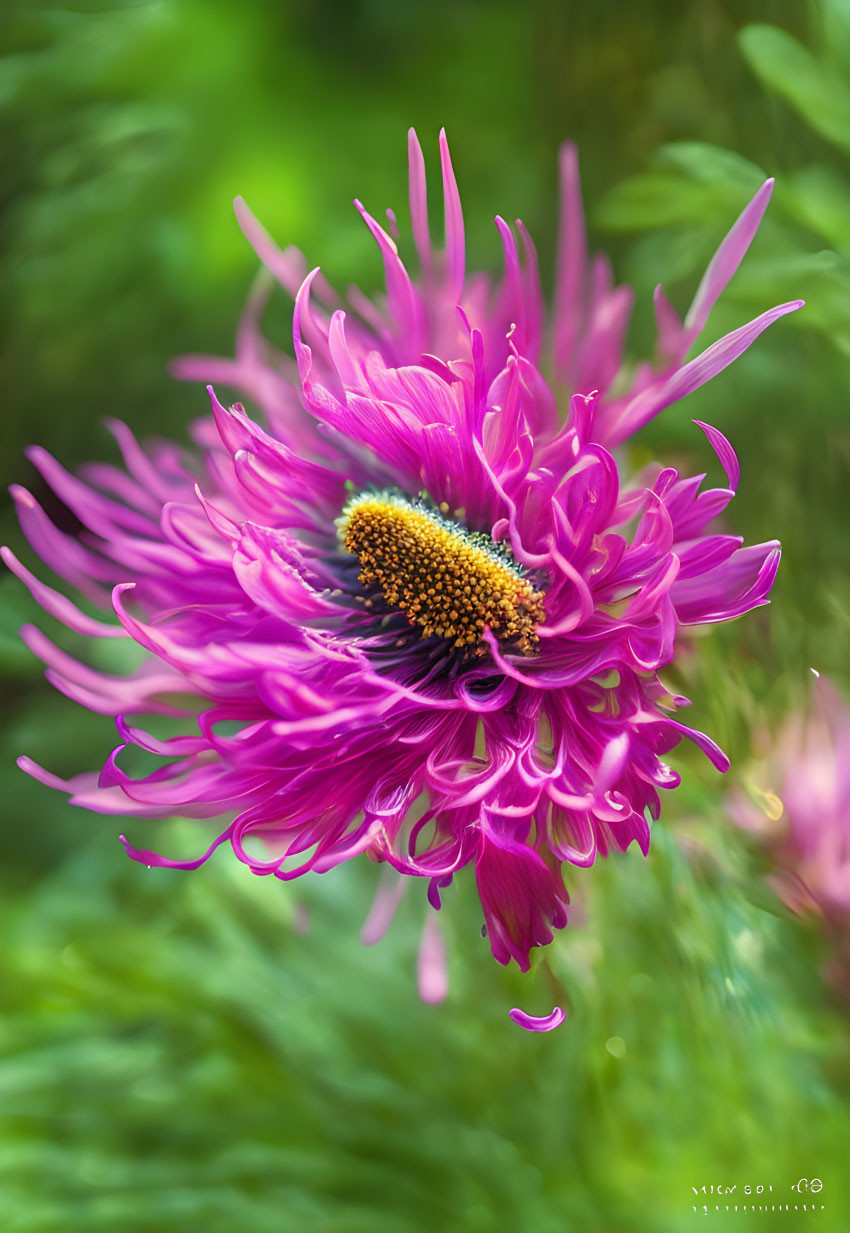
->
[2,813,848,1233]
[3,1,850,1230]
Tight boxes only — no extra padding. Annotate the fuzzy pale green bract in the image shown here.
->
[6,131,799,1030]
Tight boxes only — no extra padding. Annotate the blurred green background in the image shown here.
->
[2,1,849,1230]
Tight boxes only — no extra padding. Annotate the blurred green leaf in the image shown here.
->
[740,23,850,151]
[597,174,726,231]
[821,0,850,69]
[785,163,850,246]
[656,141,765,189]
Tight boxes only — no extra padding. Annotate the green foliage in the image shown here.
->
[2,821,848,1232]
[739,22,850,152]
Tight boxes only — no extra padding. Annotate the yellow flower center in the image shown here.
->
[339,494,545,655]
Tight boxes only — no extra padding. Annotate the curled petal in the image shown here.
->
[672,542,780,624]
[693,419,740,491]
[408,127,432,279]
[120,825,236,870]
[509,1005,566,1033]
[2,548,127,638]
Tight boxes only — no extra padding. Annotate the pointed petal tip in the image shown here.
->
[232,196,258,230]
[559,140,579,169]
[9,484,31,506]
[205,384,227,415]
[746,177,774,206]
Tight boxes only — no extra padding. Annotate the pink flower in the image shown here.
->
[730,674,850,921]
[6,131,800,1029]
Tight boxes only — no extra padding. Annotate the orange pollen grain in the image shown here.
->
[340,497,545,654]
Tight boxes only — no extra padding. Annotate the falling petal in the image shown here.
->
[509,1006,567,1033]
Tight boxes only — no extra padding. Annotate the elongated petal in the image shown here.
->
[554,141,587,375]
[417,913,449,1004]
[684,179,774,338]
[408,127,432,278]
[601,300,803,445]
[439,128,465,303]
[2,548,127,638]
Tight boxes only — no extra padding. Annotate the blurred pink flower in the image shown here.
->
[729,674,850,989]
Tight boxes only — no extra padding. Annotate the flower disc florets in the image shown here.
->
[339,491,545,655]
[5,129,802,1029]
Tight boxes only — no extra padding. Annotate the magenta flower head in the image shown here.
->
[729,673,850,990]
[5,131,800,1029]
